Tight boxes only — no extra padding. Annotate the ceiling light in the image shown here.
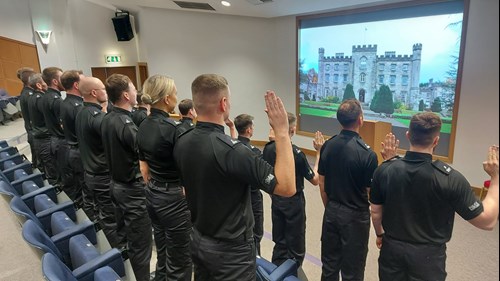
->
[221,1,231,7]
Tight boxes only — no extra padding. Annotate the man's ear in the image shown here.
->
[220,96,228,113]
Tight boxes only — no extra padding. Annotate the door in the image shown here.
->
[91,66,138,89]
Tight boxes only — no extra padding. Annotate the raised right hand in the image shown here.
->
[483,145,499,177]
[264,90,288,137]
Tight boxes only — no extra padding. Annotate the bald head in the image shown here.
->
[79,77,107,104]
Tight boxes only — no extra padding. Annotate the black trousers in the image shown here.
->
[61,145,85,210]
[33,136,58,185]
[191,228,255,281]
[84,172,122,248]
[50,136,65,185]
[271,191,306,266]
[112,180,152,281]
[27,131,39,169]
[379,236,447,281]
[321,201,370,281]
[145,181,192,281]
[251,188,264,255]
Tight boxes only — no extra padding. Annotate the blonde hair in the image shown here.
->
[141,75,176,105]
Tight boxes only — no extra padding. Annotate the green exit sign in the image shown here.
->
[105,55,121,63]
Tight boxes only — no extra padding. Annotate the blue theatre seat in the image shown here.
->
[256,256,300,281]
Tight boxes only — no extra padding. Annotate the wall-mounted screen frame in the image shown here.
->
[296,0,469,162]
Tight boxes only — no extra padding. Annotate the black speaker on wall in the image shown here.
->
[112,11,134,41]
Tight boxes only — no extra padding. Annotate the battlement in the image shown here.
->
[377,54,413,61]
[413,43,423,51]
[352,44,377,52]
[323,55,352,62]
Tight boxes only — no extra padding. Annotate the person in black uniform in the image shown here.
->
[41,67,65,187]
[17,67,38,167]
[137,75,192,281]
[234,113,265,255]
[173,74,296,280]
[318,99,396,281]
[59,70,87,215]
[177,98,196,135]
[263,112,324,266]
[132,90,149,127]
[370,112,499,281]
[26,73,54,182]
[76,76,123,248]
[101,74,152,281]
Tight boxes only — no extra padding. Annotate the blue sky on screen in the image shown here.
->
[299,13,463,83]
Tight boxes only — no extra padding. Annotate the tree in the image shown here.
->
[431,97,442,113]
[342,84,356,101]
[418,99,425,111]
[370,90,380,112]
[371,85,394,114]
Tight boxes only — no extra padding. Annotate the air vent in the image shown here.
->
[246,0,274,5]
[173,1,216,11]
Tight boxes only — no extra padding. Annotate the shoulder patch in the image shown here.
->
[432,160,453,175]
[294,147,302,154]
[216,134,240,148]
[177,127,194,139]
[356,138,370,151]
[162,118,178,127]
[119,115,134,125]
[382,155,402,164]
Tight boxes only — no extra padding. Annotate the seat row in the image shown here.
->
[0,141,127,281]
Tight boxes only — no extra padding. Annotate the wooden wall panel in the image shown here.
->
[0,36,40,97]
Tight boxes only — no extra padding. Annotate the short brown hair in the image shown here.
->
[17,67,34,80]
[409,112,442,147]
[178,99,194,115]
[105,74,131,104]
[60,70,83,90]
[20,69,36,85]
[234,114,254,135]
[337,99,362,128]
[28,73,44,89]
[191,74,228,114]
[42,67,63,86]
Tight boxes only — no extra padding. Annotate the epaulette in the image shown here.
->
[324,134,337,143]
[356,138,371,151]
[162,118,179,127]
[432,160,453,175]
[382,155,402,164]
[177,127,194,139]
[216,134,240,148]
[92,110,100,116]
[119,115,134,125]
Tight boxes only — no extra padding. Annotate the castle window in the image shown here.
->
[344,63,349,71]
[325,74,330,83]
[360,57,367,70]
[390,75,396,85]
[378,75,384,84]
[378,63,385,71]
[325,64,330,71]
[360,73,366,83]
[391,64,397,72]
[334,74,339,83]
[402,75,409,86]
[343,74,348,83]
[403,64,409,72]
[334,64,339,71]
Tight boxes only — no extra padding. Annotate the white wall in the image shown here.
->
[0,0,34,43]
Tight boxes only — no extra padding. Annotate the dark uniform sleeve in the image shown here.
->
[318,142,328,176]
[227,144,277,194]
[295,148,315,181]
[369,165,385,205]
[443,171,484,221]
[50,94,62,122]
[121,118,139,153]
[365,151,378,188]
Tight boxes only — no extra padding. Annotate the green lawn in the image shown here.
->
[395,118,452,134]
[300,106,336,117]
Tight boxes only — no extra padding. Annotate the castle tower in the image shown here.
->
[410,43,422,109]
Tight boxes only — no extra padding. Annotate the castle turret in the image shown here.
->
[410,43,422,108]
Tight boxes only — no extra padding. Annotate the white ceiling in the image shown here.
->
[86,0,410,18]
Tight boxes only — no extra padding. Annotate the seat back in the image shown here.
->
[0,140,8,148]
[2,160,17,170]
[0,153,23,168]
[41,252,78,281]
[0,146,18,157]
[10,196,41,226]
[0,180,18,197]
[94,266,123,281]
[21,219,63,259]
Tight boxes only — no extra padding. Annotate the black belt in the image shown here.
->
[149,179,180,189]
[85,171,109,177]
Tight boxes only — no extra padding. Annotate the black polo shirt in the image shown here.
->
[60,94,83,145]
[238,136,262,156]
[132,106,148,127]
[41,88,64,138]
[19,86,33,132]
[27,90,50,139]
[177,117,195,136]
[318,130,378,210]
[370,151,483,245]
[263,141,314,194]
[137,108,181,183]
[173,121,277,240]
[101,107,140,183]
[75,102,108,174]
